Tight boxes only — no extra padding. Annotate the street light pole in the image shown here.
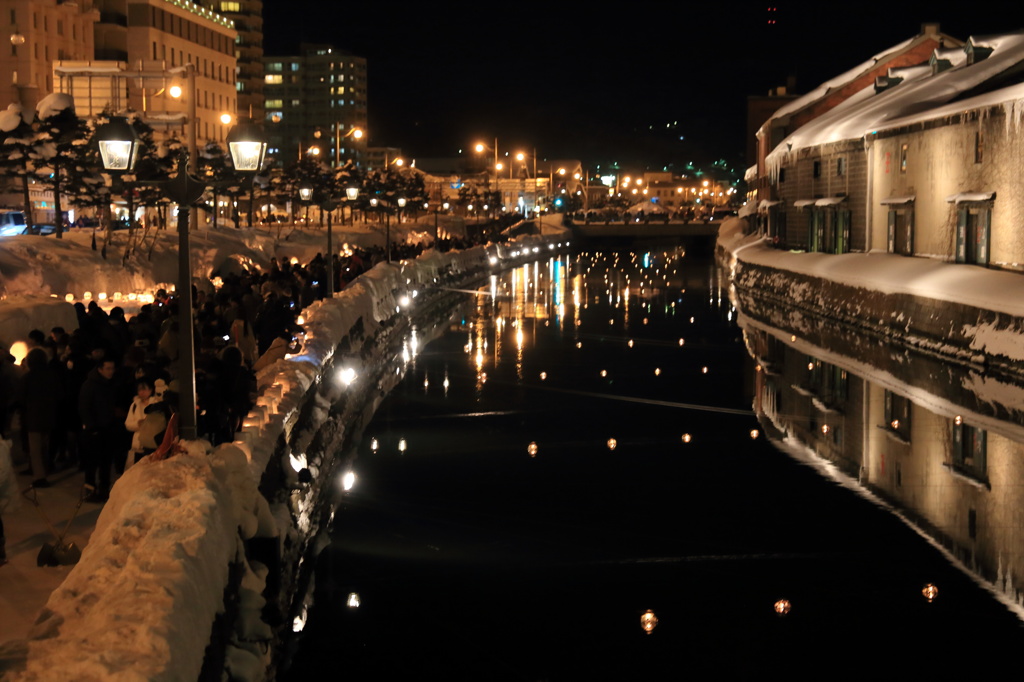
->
[98,117,267,442]
[167,152,206,440]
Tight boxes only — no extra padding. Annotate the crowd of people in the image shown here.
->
[0,218,519,565]
[0,243,391,564]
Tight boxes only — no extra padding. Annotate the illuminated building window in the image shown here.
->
[882,390,911,442]
[265,99,283,108]
[951,420,987,483]
[220,1,240,11]
[265,74,283,84]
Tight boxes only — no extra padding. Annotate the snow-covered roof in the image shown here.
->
[946,191,995,203]
[625,201,669,214]
[880,195,916,205]
[932,45,967,69]
[758,199,783,209]
[766,36,917,123]
[792,197,847,207]
[765,31,1024,175]
[744,165,757,182]
[874,80,1024,136]
[889,64,932,81]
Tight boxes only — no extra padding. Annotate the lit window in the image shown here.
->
[266,63,282,72]
[291,63,300,71]
[952,420,987,482]
[265,99,283,108]
[267,111,283,122]
[220,1,240,11]
[265,74,283,84]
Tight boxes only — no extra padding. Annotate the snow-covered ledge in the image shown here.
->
[718,218,1024,374]
[3,233,565,682]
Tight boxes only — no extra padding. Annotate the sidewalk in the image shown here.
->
[1,461,102,645]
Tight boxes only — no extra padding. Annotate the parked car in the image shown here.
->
[24,223,58,236]
[0,211,27,237]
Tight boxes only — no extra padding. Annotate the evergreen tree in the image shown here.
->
[0,103,37,230]
[31,94,90,238]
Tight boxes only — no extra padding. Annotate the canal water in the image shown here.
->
[284,242,1024,679]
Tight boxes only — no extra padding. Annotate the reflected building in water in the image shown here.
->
[743,314,1024,611]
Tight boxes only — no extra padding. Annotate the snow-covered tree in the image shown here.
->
[0,103,37,229]
[32,93,90,238]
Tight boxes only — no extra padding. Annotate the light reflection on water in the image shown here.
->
[285,245,1024,679]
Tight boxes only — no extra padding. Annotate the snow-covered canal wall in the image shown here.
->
[5,235,565,682]
[719,219,1024,379]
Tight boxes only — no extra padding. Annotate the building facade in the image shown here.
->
[0,0,100,112]
[756,29,1024,269]
[263,43,367,168]
[199,0,261,122]
[90,0,238,147]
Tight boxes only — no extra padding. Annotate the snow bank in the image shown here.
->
[12,446,236,682]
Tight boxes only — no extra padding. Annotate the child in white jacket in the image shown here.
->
[124,378,160,470]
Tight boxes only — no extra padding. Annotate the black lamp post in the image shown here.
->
[316,192,339,297]
[96,116,267,441]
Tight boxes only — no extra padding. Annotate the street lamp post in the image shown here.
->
[318,194,339,297]
[97,116,267,441]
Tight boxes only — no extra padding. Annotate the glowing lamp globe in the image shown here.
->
[774,599,791,616]
[298,183,313,202]
[607,438,617,451]
[96,116,140,172]
[346,186,360,201]
[528,442,538,457]
[922,583,938,602]
[226,119,268,172]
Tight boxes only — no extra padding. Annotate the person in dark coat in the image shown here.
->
[78,358,120,502]
[17,348,60,487]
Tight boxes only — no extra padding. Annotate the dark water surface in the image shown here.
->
[284,245,1024,679]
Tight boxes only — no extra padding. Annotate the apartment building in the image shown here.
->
[263,43,367,168]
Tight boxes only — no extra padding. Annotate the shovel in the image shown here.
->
[21,484,89,567]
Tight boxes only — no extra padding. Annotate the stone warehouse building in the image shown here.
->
[752,28,1024,273]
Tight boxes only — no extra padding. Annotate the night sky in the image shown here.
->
[263,1,1024,170]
